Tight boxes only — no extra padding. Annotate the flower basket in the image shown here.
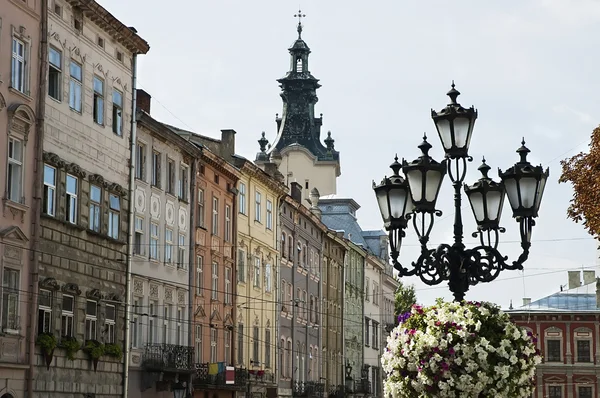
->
[60,336,81,361]
[36,333,57,370]
[83,340,105,372]
[103,343,123,360]
[382,300,541,398]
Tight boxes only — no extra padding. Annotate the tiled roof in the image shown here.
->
[509,281,600,313]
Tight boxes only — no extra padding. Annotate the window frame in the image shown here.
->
[105,304,116,344]
[151,151,161,188]
[135,142,146,181]
[61,294,75,338]
[108,194,120,239]
[48,46,62,100]
[166,158,176,195]
[2,268,19,333]
[196,255,204,296]
[38,289,52,334]
[165,228,173,264]
[253,325,260,364]
[85,300,98,341]
[266,199,273,230]
[212,197,219,235]
[178,234,186,269]
[134,216,144,255]
[65,174,78,224]
[197,188,205,228]
[225,267,232,305]
[210,327,217,363]
[69,60,82,112]
[7,137,24,204]
[11,37,27,93]
[255,191,262,222]
[43,164,56,216]
[112,89,124,136]
[178,164,188,200]
[89,184,102,233]
[150,222,159,260]
[238,249,246,283]
[211,261,218,301]
[92,75,105,125]
[253,256,261,288]
[195,324,203,363]
[239,182,246,214]
[225,204,231,242]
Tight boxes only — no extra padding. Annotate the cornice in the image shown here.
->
[137,111,202,158]
[239,161,287,196]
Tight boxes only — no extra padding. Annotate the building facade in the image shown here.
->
[256,21,340,203]
[127,94,197,397]
[279,184,325,398]
[232,156,287,397]
[0,0,42,397]
[508,270,600,398]
[35,1,148,396]
[363,254,384,398]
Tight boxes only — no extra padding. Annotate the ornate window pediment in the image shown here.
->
[195,304,206,317]
[210,308,222,322]
[61,282,82,295]
[8,104,35,140]
[39,277,60,291]
[86,289,102,301]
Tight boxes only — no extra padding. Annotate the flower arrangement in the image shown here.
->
[381,300,541,398]
[36,333,57,356]
[60,336,81,360]
[103,343,123,360]
[83,340,105,360]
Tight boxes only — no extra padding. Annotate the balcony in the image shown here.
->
[193,363,248,390]
[141,343,194,373]
[328,385,345,398]
[293,381,325,397]
[355,378,372,394]
[248,369,275,384]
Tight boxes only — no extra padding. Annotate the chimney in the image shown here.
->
[583,270,596,285]
[522,298,531,306]
[220,129,236,161]
[137,89,151,114]
[290,182,302,203]
[309,188,322,219]
[568,271,581,290]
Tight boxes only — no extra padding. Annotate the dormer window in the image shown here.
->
[296,58,303,73]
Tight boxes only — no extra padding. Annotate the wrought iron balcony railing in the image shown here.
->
[248,369,275,384]
[328,385,345,398]
[193,363,248,390]
[142,343,194,372]
[293,381,325,397]
[355,378,372,394]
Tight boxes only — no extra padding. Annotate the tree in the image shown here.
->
[394,281,417,324]
[560,126,600,237]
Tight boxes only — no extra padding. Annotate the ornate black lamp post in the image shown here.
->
[373,84,549,301]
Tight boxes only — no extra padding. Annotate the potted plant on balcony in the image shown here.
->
[103,343,123,360]
[382,300,542,398]
[60,336,81,361]
[36,333,57,370]
[83,340,105,372]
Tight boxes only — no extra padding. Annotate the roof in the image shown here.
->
[508,280,600,313]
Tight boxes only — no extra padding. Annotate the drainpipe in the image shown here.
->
[123,52,138,398]
[187,157,197,396]
[28,1,48,396]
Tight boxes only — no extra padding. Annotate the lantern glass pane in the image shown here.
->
[453,117,471,149]
[375,188,390,223]
[389,186,408,219]
[520,177,538,209]
[436,119,452,150]
[486,190,504,221]
[425,170,443,202]
[406,170,423,202]
[534,174,547,213]
[468,191,485,222]
[504,178,519,211]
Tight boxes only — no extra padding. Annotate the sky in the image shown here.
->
[99,0,600,308]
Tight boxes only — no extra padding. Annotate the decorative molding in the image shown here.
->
[62,282,82,295]
[43,152,66,168]
[3,246,21,261]
[0,93,6,111]
[65,162,87,178]
[133,280,143,296]
[86,289,102,301]
[164,288,173,303]
[39,277,60,291]
[194,305,206,317]
[106,293,121,302]
[177,290,185,304]
[149,284,159,299]
[107,183,127,197]
[48,28,67,49]
[89,174,105,185]
[69,45,86,63]
[93,63,109,79]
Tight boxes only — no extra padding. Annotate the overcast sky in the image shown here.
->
[100,0,600,308]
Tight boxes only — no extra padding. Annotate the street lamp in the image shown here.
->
[373,83,549,301]
[172,381,186,398]
[345,361,354,393]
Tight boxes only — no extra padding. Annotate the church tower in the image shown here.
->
[256,12,340,203]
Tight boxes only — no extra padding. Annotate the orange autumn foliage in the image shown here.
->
[560,126,600,238]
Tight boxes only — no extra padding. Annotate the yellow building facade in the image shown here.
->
[233,158,287,397]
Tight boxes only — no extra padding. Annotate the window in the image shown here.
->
[225,205,231,242]
[149,301,157,343]
[365,318,370,346]
[196,256,204,296]
[11,38,26,93]
[287,340,292,377]
[176,308,183,345]
[195,325,203,363]
[197,189,205,227]
[365,277,370,301]
[150,223,159,260]
[279,338,285,376]
[166,159,175,195]
[237,249,246,283]
[43,165,56,216]
[165,228,173,264]
[97,36,105,48]
[7,138,24,203]
[38,290,52,334]
[135,143,146,180]
[546,339,561,362]
[225,267,232,305]
[108,194,120,239]
[265,329,271,368]
[576,339,591,362]
[265,263,272,293]
[212,197,219,235]
[224,330,231,364]
[254,257,261,288]
[239,182,246,214]
[61,295,74,337]
[373,283,380,306]
[66,174,78,224]
[309,296,314,323]
[151,151,161,187]
[238,323,244,364]
[179,165,188,200]
[131,299,140,348]
[549,386,561,398]
[210,327,217,363]
[2,268,19,332]
[163,306,170,344]
[578,386,592,398]
[253,326,259,363]
[93,76,104,124]
[134,216,144,255]
[255,191,262,222]
[214,174,219,184]
[89,185,101,232]
[48,47,62,100]
[211,262,218,300]
[266,200,273,230]
[282,233,287,259]
[372,321,379,348]
[112,90,123,136]
[105,304,116,343]
[178,234,186,268]
[69,61,82,112]
[85,300,98,340]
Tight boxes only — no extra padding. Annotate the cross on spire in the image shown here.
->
[294,9,306,38]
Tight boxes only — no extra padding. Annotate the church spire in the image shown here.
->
[294,9,305,39]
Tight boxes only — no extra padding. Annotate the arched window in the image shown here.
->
[300,343,306,382]
[288,238,294,263]
[281,233,287,259]
[280,338,285,377]
[296,58,303,73]
[287,339,292,377]
[309,345,313,381]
